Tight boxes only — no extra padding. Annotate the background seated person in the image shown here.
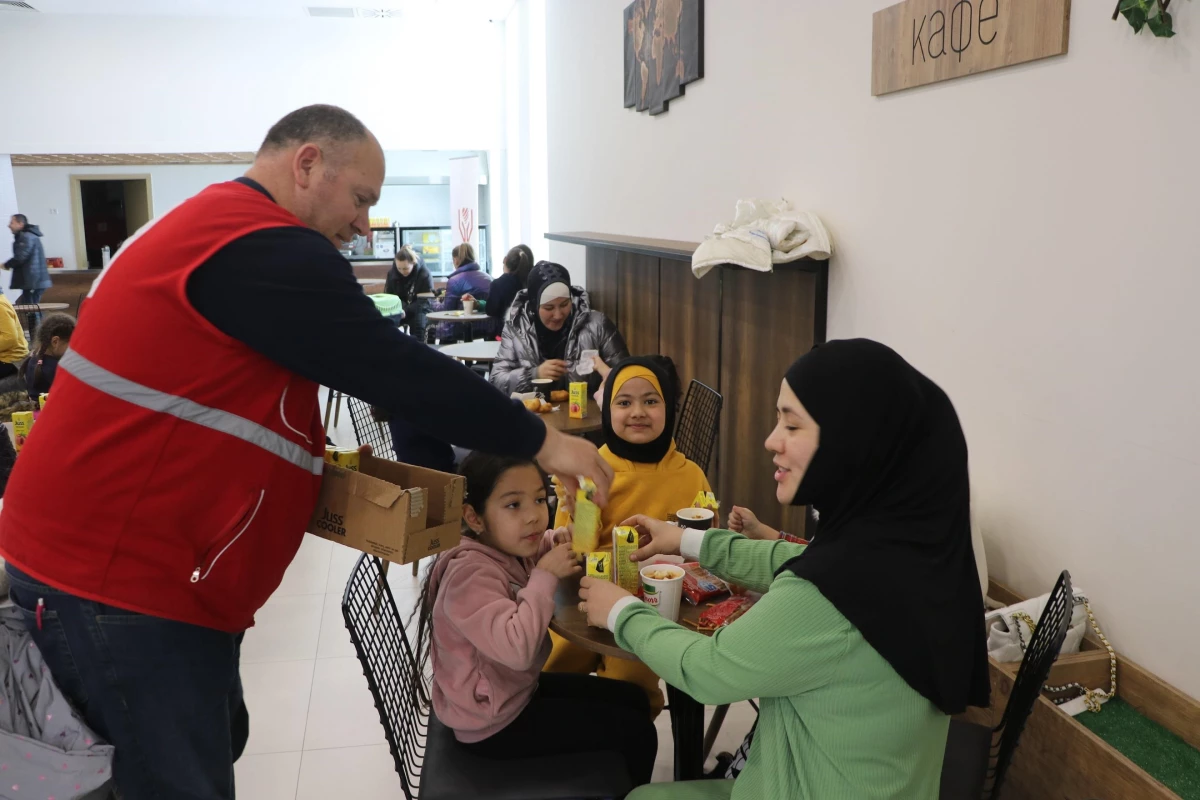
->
[491,261,628,395]
[433,243,492,342]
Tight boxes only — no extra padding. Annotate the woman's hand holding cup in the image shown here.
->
[620,515,685,563]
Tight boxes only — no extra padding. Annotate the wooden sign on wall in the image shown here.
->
[872,0,1071,96]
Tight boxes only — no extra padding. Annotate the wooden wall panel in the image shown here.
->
[615,253,661,358]
[718,269,818,535]
[584,247,620,324]
[657,258,720,397]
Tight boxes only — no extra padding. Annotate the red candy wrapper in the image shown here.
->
[681,562,729,605]
[697,596,755,629]
[781,532,809,545]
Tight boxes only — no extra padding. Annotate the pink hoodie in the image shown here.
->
[428,533,559,743]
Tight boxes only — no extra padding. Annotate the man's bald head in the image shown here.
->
[247,104,386,247]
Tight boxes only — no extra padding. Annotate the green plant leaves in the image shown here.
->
[1147,9,1177,35]
[1119,0,1180,37]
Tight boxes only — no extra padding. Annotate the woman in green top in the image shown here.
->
[580,339,990,799]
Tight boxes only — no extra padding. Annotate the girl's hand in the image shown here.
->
[537,360,569,380]
[728,506,781,540]
[537,542,582,579]
[462,293,476,303]
[549,526,571,547]
[621,515,685,562]
[592,354,612,380]
[579,577,633,629]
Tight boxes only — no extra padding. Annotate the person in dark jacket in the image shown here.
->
[385,245,435,342]
[433,243,492,341]
[5,214,53,309]
[491,261,629,395]
[471,244,533,326]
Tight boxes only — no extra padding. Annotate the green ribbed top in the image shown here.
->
[616,530,949,800]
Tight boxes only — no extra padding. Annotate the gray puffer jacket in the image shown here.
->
[491,286,629,395]
[5,225,52,293]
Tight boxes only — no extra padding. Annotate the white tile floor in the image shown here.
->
[234,410,758,797]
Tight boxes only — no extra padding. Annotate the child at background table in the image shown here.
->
[414,451,657,788]
[0,294,28,380]
[547,356,710,716]
[24,312,75,398]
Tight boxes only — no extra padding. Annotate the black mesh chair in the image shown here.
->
[939,570,1074,800]
[674,380,722,475]
[346,395,396,460]
[341,554,633,800]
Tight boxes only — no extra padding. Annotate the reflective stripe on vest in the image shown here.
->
[60,349,324,476]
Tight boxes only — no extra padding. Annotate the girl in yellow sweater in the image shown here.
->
[547,356,710,715]
[0,294,29,379]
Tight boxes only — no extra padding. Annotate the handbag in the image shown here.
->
[985,587,1117,716]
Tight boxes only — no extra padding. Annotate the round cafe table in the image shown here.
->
[427,310,489,323]
[439,340,500,363]
[540,398,602,436]
[14,302,70,333]
[552,571,720,781]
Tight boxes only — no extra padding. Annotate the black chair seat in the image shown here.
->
[420,713,632,800]
[938,719,991,800]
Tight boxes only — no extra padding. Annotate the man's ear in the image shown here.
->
[293,143,322,189]
[463,503,485,535]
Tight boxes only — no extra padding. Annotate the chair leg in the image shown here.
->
[333,392,343,428]
[323,387,335,430]
[703,703,730,762]
[412,558,419,577]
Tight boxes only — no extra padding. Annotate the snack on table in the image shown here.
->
[695,595,756,631]
[522,398,553,413]
[572,477,601,554]
[612,526,640,594]
[586,551,611,580]
[781,532,810,546]
[681,562,730,605]
[551,390,570,403]
[642,567,682,581]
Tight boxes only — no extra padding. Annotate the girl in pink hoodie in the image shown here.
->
[414,452,658,789]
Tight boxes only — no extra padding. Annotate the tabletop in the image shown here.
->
[428,311,489,323]
[439,340,500,362]
[357,278,385,286]
[541,399,602,435]
[14,303,69,311]
[551,572,719,661]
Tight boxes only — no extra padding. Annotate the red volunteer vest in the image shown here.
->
[0,182,326,632]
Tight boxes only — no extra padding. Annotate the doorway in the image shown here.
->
[70,176,152,269]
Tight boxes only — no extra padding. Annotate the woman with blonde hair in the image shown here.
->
[433,242,492,341]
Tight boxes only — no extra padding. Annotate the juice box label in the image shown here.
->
[586,551,611,580]
[612,526,640,594]
[38,393,48,410]
[569,382,588,419]
[324,447,360,472]
[11,411,33,451]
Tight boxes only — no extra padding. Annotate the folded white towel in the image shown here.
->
[692,199,833,278]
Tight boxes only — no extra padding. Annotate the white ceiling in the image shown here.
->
[6,0,516,21]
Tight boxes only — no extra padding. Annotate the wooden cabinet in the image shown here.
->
[548,231,828,535]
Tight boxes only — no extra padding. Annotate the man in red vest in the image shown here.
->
[0,104,612,800]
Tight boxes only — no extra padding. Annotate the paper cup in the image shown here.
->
[676,507,715,531]
[640,564,684,622]
[462,299,476,314]
[531,378,554,399]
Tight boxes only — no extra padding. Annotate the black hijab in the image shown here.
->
[601,356,679,463]
[526,261,574,362]
[778,339,989,715]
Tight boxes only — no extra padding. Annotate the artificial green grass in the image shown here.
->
[1076,698,1200,799]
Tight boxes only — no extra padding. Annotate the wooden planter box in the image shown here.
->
[969,580,1200,799]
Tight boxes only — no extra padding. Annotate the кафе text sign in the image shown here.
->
[872,0,1071,96]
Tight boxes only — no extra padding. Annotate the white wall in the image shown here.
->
[0,15,505,153]
[12,163,246,269]
[0,156,16,264]
[547,1,1200,699]
[503,0,551,265]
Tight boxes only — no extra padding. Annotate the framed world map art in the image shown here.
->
[624,0,704,116]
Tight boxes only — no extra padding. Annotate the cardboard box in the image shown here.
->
[307,453,465,565]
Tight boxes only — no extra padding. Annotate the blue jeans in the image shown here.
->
[7,565,249,800]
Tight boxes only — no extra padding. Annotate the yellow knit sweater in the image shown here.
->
[0,297,29,364]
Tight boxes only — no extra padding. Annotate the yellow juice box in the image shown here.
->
[693,491,720,512]
[569,382,588,419]
[12,411,34,451]
[586,551,611,581]
[38,393,48,410]
[572,477,601,554]
[612,525,640,594]
[324,446,360,472]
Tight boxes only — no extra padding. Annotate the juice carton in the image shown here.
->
[324,447,360,472]
[612,525,640,594]
[12,411,34,452]
[586,551,611,581]
[572,477,601,554]
[38,393,48,410]
[569,382,588,419]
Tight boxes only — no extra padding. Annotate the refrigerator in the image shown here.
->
[400,226,489,276]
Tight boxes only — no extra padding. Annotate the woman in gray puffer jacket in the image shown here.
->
[491,261,629,395]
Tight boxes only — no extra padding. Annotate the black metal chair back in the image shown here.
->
[346,396,396,460]
[985,569,1073,798]
[342,554,428,800]
[674,380,723,474]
